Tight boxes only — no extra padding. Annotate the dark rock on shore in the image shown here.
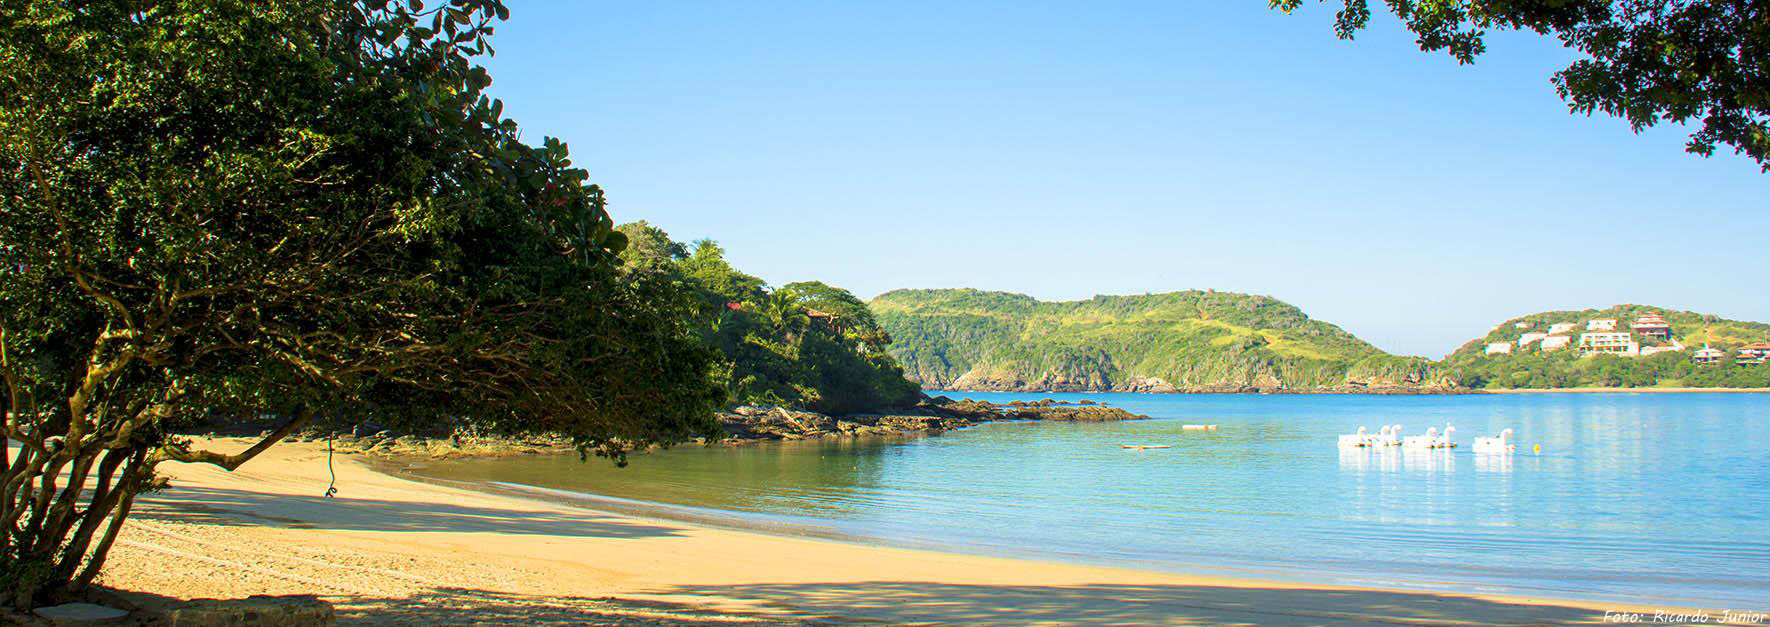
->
[189,395,1149,461]
[709,396,1147,445]
[929,381,1475,395]
[1000,404,1145,421]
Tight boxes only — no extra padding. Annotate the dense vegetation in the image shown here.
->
[0,0,726,607]
[1445,305,1770,389]
[871,289,1442,391]
[618,223,920,414]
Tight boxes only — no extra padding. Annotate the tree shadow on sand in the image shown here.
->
[112,587,797,626]
[107,577,1657,625]
[330,587,800,626]
[132,485,684,539]
[649,581,1636,626]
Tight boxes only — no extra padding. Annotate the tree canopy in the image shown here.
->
[1273,0,1770,171]
[615,220,689,270]
[614,225,921,415]
[1,0,721,606]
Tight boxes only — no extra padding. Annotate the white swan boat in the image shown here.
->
[1473,428,1515,454]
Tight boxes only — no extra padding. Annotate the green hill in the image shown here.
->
[869,289,1446,392]
[1445,305,1770,389]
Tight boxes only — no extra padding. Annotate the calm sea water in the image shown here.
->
[407,392,1770,608]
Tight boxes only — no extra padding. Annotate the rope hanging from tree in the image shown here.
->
[324,431,338,498]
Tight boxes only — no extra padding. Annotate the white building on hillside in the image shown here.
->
[1548,322,1577,334]
[1631,312,1672,339]
[1486,342,1514,355]
[1587,319,1618,331]
[1695,345,1724,364]
[1579,332,1638,356]
[1541,335,1573,351]
[1519,332,1549,348]
[1514,321,1533,329]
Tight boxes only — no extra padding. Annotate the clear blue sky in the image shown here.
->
[480,1,1768,358]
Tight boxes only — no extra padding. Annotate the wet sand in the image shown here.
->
[95,437,1755,625]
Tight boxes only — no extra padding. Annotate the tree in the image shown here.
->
[1272,1,1770,171]
[615,220,689,271]
[781,281,893,351]
[608,224,921,413]
[677,239,769,304]
[0,0,722,607]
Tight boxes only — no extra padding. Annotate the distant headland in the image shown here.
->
[869,289,1770,394]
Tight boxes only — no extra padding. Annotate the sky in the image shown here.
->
[478,1,1769,358]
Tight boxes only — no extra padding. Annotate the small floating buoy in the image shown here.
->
[1182,424,1218,431]
[1533,444,1541,455]
[1121,445,1171,449]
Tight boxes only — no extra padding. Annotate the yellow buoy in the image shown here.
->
[1533,444,1541,455]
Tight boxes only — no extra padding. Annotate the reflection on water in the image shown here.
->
[413,392,1770,608]
[1473,452,1514,474]
[1339,447,1469,475]
[1402,447,1456,474]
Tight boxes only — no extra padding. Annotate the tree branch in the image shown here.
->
[150,407,314,471]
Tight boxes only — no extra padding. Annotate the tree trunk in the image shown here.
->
[4,409,309,609]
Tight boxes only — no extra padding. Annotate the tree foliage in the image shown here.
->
[1273,0,1770,171]
[0,0,722,606]
[614,225,921,414]
[615,220,689,270]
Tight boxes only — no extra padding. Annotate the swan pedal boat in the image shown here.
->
[1473,428,1516,454]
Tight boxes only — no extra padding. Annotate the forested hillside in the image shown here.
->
[617,222,921,413]
[870,289,1444,392]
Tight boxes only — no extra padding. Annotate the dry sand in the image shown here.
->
[93,437,1745,625]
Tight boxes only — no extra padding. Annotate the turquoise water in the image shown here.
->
[412,392,1770,608]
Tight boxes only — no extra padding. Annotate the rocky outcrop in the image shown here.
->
[949,371,1116,394]
[709,397,1147,445]
[1117,376,1179,393]
[927,381,1472,395]
[208,396,1148,461]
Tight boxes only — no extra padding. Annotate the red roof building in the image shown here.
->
[1630,312,1672,339]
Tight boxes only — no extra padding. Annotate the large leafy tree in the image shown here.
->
[1273,1,1770,171]
[614,220,689,271]
[0,0,722,606]
[781,281,894,352]
[612,225,921,415]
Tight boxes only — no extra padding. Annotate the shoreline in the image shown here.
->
[380,455,1740,612]
[96,437,1764,624]
[930,387,1770,395]
[1483,387,1770,394]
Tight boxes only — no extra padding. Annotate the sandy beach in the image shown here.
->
[94,437,1746,625]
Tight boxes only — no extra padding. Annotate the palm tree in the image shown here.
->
[758,291,810,342]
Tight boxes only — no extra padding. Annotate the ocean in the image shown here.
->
[404,392,1770,608]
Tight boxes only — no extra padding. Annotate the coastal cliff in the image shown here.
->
[871,289,1458,394]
